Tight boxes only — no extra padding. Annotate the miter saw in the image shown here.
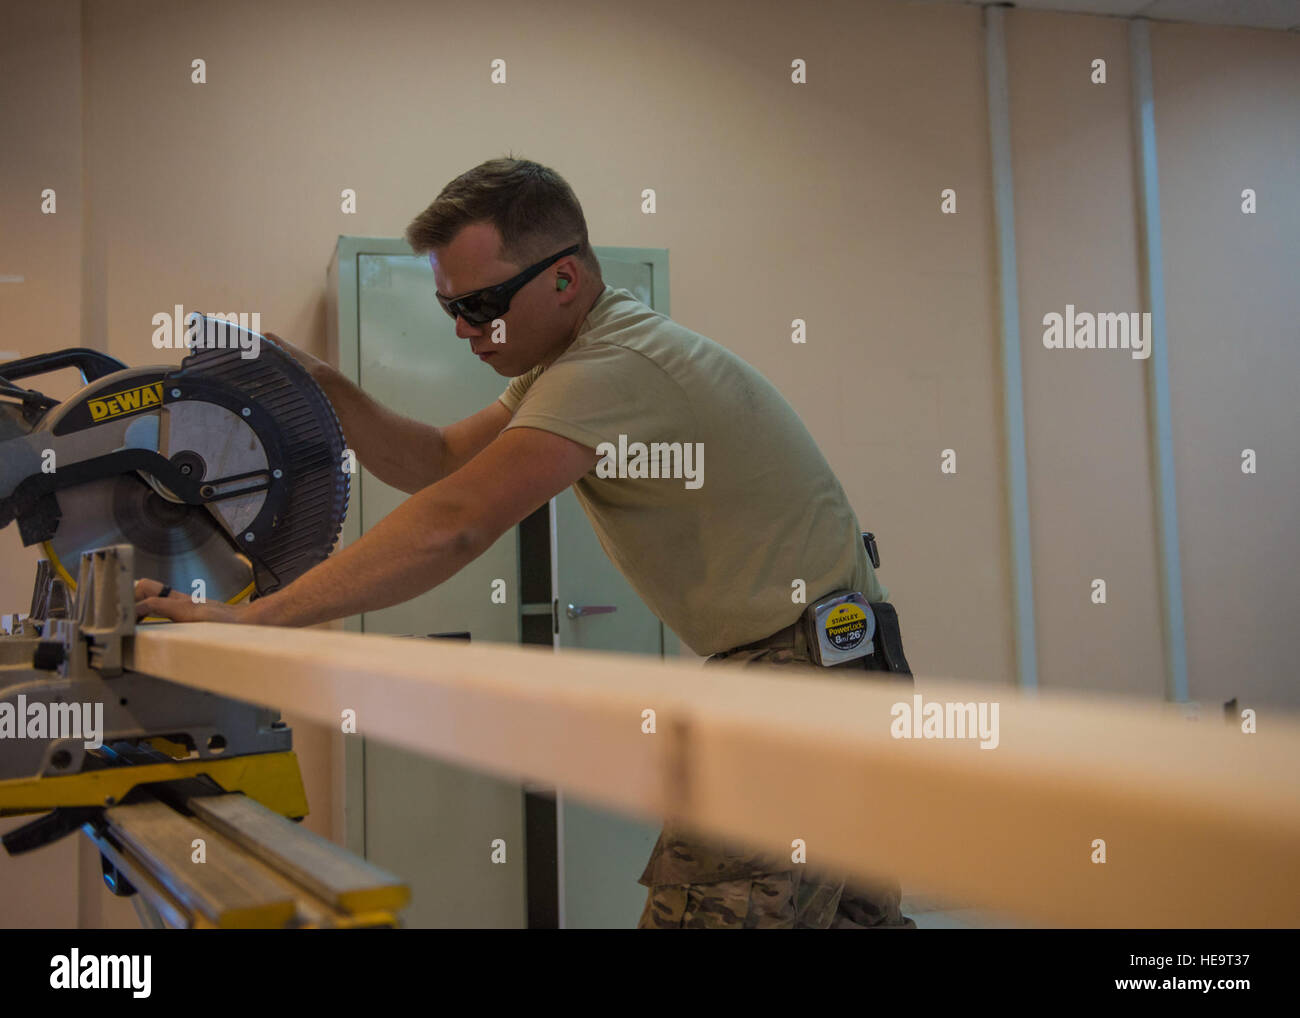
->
[0,317,348,601]
[0,319,409,927]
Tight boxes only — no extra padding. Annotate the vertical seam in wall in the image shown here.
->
[984,6,1039,691]
[77,0,98,353]
[1129,19,1189,703]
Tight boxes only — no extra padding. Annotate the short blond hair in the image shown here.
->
[405,157,602,280]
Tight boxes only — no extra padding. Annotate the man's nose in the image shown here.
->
[454,316,483,340]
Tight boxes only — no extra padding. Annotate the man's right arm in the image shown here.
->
[266,332,511,494]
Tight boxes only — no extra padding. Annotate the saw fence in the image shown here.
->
[129,622,1300,928]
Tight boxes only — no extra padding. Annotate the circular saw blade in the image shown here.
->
[43,473,255,603]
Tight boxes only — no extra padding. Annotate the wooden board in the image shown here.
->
[127,623,1300,927]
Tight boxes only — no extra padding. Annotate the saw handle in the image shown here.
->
[0,348,128,386]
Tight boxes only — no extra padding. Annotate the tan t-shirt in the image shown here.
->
[499,284,885,656]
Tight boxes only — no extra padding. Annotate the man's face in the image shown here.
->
[429,222,563,377]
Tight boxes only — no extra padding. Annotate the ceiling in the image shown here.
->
[904,0,1300,31]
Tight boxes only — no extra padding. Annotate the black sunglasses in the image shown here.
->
[435,244,580,326]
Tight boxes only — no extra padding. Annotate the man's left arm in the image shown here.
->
[134,426,596,626]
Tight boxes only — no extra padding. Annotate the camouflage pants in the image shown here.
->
[637,868,915,929]
[637,637,916,930]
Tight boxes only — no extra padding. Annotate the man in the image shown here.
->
[135,157,915,930]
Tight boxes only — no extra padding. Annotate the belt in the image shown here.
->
[715,618,866,670]
[713,623,869,672]
[714,621,800,659]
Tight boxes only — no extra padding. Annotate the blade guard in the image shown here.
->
[169,320,350,596]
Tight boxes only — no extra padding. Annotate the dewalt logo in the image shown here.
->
[88,382,164,422]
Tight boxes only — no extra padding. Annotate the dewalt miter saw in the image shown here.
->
[0,317,348,600]
[0,318,409,927]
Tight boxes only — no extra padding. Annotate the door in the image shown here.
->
[350,246,526,928]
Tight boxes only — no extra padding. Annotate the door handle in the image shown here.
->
[566,603,618,620]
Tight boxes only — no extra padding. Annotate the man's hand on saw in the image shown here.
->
[262,331,327,379]
[134,579,255,623]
